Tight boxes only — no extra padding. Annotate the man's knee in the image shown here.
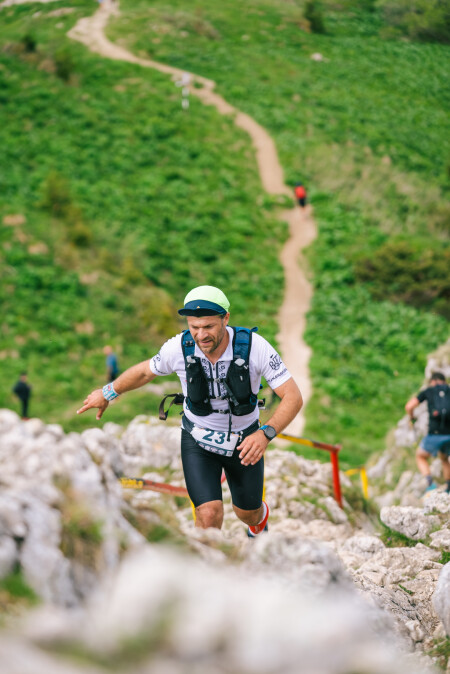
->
[232,504,262,526]
[195,500,223,529]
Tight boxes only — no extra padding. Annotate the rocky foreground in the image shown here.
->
[0,408,449,674]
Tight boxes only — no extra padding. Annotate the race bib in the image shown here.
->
[190,425,240,457]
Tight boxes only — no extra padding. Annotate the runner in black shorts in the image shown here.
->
[181,420,263,510]
[77,285,303,535]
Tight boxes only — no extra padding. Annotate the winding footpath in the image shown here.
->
[5,0,317,434]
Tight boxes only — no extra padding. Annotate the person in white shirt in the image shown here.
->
[77,286,303,534]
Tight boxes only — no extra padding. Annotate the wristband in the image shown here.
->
[102,382,119,401]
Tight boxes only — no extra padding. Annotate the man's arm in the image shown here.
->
[405,396,420,419]
[238,377,303,466]
[77,360,157,420]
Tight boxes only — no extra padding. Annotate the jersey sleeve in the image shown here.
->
[416,389,428,403]
[149,334,182,376]
[252,333,292,390]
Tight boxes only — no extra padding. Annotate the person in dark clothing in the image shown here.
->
[103,345,120,382]
[294,182,307,208]
[405,372,450,494]
[12,372,32,419]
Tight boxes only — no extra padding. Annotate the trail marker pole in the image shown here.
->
[277,433,343,508]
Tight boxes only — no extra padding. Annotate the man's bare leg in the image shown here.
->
[195,500,223,529]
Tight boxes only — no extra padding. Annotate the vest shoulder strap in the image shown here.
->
[231,326,258,363]
[181,330,195,359]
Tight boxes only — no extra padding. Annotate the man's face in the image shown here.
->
[186,313,230,356]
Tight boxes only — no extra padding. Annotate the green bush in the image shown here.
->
[304,0,326,33]
[54,48,75,82]
[354,240,450,318]
[377,0,450,43]
[41,171,72,216]
[21,33,36,53]
[68,221,93,247]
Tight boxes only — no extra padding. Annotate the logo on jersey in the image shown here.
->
[269,353,282,370]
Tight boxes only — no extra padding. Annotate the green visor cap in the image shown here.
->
[178,285,230,316]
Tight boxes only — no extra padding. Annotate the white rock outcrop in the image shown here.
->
[0,408,448,672]
[432,562,450,636]
[380,506,440,540]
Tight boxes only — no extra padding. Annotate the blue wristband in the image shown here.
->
[102,382,119,401]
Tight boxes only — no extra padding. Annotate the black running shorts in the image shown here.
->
[181,421,264,510]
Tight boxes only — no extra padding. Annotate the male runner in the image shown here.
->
[77,286,303,533]
[405,372,450,494]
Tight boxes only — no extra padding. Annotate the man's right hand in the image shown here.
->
[77,389,109,420]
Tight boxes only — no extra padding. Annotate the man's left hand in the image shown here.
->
[237,430,268,466]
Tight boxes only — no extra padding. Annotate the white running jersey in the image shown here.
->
[149,326,292,432]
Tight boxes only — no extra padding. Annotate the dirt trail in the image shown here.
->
[67,1,317,435]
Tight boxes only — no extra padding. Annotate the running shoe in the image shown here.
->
[247,523,269,537]
[247,501,269,537]
[424,481,437,493]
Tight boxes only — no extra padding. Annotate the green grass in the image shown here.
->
[109,0,450,185]
[427,637,450,673]
[439,550,450,565]
[0,0,285,432]
[1,0,448,463]
[106,0,449,465]
[0,565,39,619]
[380,524,424,547]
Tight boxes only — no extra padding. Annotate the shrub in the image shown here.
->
[68,221,93,247]
[354,240,450,318]
[54,48,74,82]
[41,171,72,216]
[377,0,450,44]
[21,33,36,53]
[304,1,326,33]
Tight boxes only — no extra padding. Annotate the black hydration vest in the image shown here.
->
[158,326,259,422]
[183,326,258,417]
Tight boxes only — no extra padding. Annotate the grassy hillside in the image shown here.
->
[0,0,284,431]
[106,0,449,466]
[1,0,448,466]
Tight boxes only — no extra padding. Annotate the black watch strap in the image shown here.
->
[260,424,277,441]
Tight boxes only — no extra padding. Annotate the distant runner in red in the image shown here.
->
[294,182,307,208]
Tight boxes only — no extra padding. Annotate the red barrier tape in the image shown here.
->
[120,471,227,497]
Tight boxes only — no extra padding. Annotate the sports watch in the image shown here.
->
[260,424,277,441]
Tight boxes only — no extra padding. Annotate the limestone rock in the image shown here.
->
[380,506,440,540]
[429,528,450,551]
[246,531,353,593]
[37,546,434,674]
[0,535,17,577]
[433,563,450,636]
